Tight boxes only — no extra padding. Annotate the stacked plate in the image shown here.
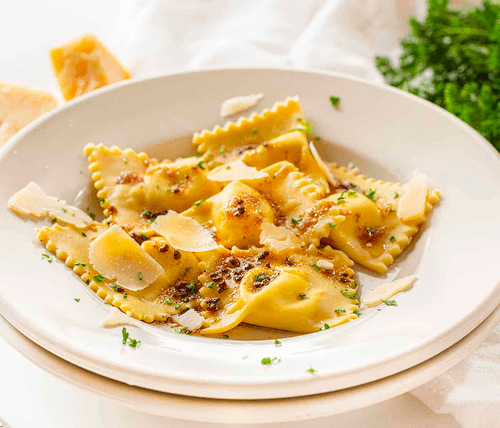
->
[1,69,499,423]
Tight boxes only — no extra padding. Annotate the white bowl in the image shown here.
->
[0,69,499,400]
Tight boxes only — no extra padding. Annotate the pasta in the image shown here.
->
[8,96,440,337]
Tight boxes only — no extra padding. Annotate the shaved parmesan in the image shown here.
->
[309,142,338,186]
[259,222,302,254]
[207,160,268,182]
[220,93,264,117]
[89,225,164,291]
[101,306,137,328]
[397,170,428,221]
[152,211,218,252]
[8,181,93,228]
[363,275,418,307]
[172,309,204,332]
[316,259,334,270]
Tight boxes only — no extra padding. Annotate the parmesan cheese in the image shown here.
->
[397,170,428,221]
[220,93,264,117]
[207,160,268,182]
[101,306,137,328]
[316,259,334,270]
[89,225,164,291]
[172,309,204,332]
[309,142,339,187]
[363,275,418,307]
[259,222,302,254]
[8,181,93,228]
[152,211,218,252]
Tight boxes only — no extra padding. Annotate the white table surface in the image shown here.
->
[0,1,459,426]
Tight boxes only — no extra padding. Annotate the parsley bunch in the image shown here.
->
[376,0,500,152]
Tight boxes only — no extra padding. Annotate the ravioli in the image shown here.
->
[197,246,358,334]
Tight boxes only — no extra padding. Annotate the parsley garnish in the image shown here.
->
[81,232,87,237]
[140,234,147,240]
[348,191,356,196]
[123,157,128,163]
[74,262,86,267]
[353,309,361,316]
[123,292,128,299]
[226,166,231,169]
[187,281,197,293]
[193,197,205,207]
[89,213,96,220]
[390,236,396,242]
[93,275,105,282]
[254,272,268,282]
[307,368,317,374]
[74,298,80,302]
[299,293,309,300]
[99,198,105,204]
[329,96,340,107]
[311,264,321,270]
[165,298,173,305]
[335,308,346,315]
[222,334,229,338]
[52,218,57,224]
[291,217,301,224]
[220,145,226,153]
[138,272,143,281]
[182,267,191,276]
[315,136,320,140]
[365,190,378,201]
[381,299,398,306]
[175,304,181,310]
[41,253,53,263]
[328,222,336,228]
[197,161,205,170]
[175,326,188,334]
[341,289,359,300]
[289,121,312,134]
[261,357,281,365]
[61,208,67,213]
[274,340,282,346]
[394,192,399,199]
[207,282,215,289]
[122,327,141,348]
[324,323,330,330]
[252,128,258,134]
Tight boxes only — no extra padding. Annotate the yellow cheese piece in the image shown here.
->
[101,306,137,328]
[363,275,418,307]
[220,93,263,117]
[259,222,302,254]
[89,225,165,291]
[397,170,428,221]
[152,211,218,252]
[207,160,268,182]
[0,83,56,146]
[50,34,130,101]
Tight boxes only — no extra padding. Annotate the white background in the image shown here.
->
[0,1,459,426]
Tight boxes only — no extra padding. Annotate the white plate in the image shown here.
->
[0,69,499,400]
[2,304,500,423]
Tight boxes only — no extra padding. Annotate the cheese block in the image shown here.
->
[50,34,130,101]
[0,83,56,146]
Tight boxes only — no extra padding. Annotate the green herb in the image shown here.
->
[71,212,76,217]
[220,145,226,153]
[381,299,398,306]
[187,281,197,293]
[41,253,53,263]
[165,298,173,305]
[167,189,172,193]
[291,217,301,224]
[365,190,378,201]
[74,298,80,302]
[137,272,143,281]
[341,289,359,300]
[275,340,282,346]
[197,160,205,170]
[335,308,346,315]
[81,232,87,237]
[89,213,96,220]
[297,118,302,122]
[128,338,140,348]
[289,121,312,134]
[315,136,321,140]
[222,334,229,338]
[193,197,205,207]
[394,192,399,199]
[182,267,191,276]
[99,198,105,204]
[226,166,231,169]
[74,262,86,267]
[353,309,361,316]
[123,157,128,163]
[140,234,147,240]
[149,218,155,224]
[252,128,258,134]
[186,330,193,335]
[93,274,105,282]
[348,191,356,197]
[299,293,308,300]
[52,218,57,224]
[122,327,129,344]
[123,292,128,299]
[328,222,337,228]
[261,357,281,365]
[207,282,215,289]
[307,368,317,374]
[175,326,188,334]
[390,236,396,242]
[312,264,321,270]
[329,96,340,107]
[122,327,141,347]
[324,323,330,330]
[112,284,118,290]
[375,0,500,153]
[61,208,67,213]
[175,304,181,310]
[254,272,268,282]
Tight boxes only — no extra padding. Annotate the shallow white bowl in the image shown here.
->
[0,69,499,400]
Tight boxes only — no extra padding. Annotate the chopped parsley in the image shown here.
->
[182,267,191,276]
[341,289,359,300]
[122,327,141,348]
[353,309,361,316]
[381,299,398,306]
[99,198,105,204]
[390,236,396,242]
[197,160,205,170]
[174,304,181,310]
[187,281,197,293]
[394,192,399,199]
[261,357,281,365]
[74,298,80,302]
[348,191,356,197]
[311,264,321,270]
[329,95,340,107]
[315,136,320,140]
[123,157,128,163]
[138,272,143,281]
[335,308,346,315]
[93,274,105,282]
[365,190,378,201]
[226,165,231,169]
[175,326,188,334]
[74,262,86,267]
[193,197,205,207]
[207,282,215,289]
[165,298,173,305]
[306,368,317,374]
[299,293,309,300]
[252,128,258,134]
[324,323,330,330]
[61,208,67,213]
[81,232,87,237]
[123,292,128,299]
[167,189,172,193]
[337,192,346,204]
[222,334,229,338]
[89,213,96,220]
[41,253,53,263]
[274,340,282,346]
[328,222,337,228]
[220,145,226,153]
[291,217,302,224]
[254,272,269,282]
[52,218,57,224]
[289,121,312,134]
[140,234,147,240]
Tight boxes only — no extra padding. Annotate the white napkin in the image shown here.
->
[111,1,498,427]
